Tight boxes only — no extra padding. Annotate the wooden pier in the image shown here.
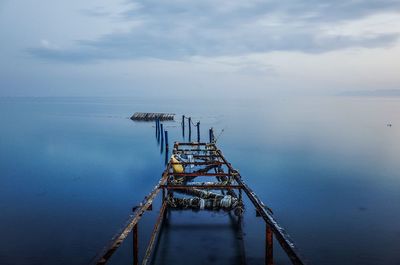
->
[92,142,307,265]
[131,112,175,121]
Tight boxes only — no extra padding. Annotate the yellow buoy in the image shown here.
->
[171,155,184,173]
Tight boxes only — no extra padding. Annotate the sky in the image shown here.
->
[1,0,400,98]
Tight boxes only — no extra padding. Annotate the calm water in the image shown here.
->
[0,96,400,265]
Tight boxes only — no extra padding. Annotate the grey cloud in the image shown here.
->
[80,8,112,18]
[28,0,400,62]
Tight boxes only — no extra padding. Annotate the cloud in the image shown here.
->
[28,0,400,63]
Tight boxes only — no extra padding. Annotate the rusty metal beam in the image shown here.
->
[174,142,212,146]
[192,154,221,158]
[92,172,169,265]
[174,152,219,157]
[237,177,305,264]
[170,161,225,166]
[167,172,231,177]
[215,149,306,265]
[266,224,273,265]
[162,184,242,189]
[174,149,216,152]
[141,201,168,265]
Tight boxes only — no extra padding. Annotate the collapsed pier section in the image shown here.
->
[93,142,306,265]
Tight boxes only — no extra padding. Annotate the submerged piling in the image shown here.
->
[188,117,192,142]
[160,124,164,142]
[155,120,158,138]
[160,124,164,151]
[197,122,200,142]
[157,119,161,141]
[165,130,169,150]
[182,115,185,138]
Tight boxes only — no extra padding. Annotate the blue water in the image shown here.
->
[1,96,400,265]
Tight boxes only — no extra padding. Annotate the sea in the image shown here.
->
[0,96,399,265]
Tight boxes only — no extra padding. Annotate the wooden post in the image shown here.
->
[133,224,138,265]
[266,224,273,265]
[197,122,200,142]
[157,119,160,141]
[160,124,164,142]
[188,117,192,142]
[165,130,169,150]
[160,124,164,152]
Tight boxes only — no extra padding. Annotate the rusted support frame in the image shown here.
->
[174,152,219,157]
[141,200,168,265]
[174,142,212,146]
[93,172,169,265]
[191,155,218,158]
[215,150,306,265]
[162,184,242,189]
[175,144,215,148]
[239,178,304,264]
[167,172,231,177]
[266,224,273,265]
[170,161,225,166]
[174,148,215,152]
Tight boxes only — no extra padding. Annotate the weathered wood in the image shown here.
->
[131,112,175,121]
[196,121,200,142]
[266,224,273,265]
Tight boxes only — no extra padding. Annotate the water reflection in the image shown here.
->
[152,211,247,265]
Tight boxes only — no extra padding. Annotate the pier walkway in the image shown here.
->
[93,142,306,265]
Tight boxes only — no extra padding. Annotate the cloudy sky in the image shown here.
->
[1,0,400,98]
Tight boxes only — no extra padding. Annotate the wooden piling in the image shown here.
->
[182,115,185,138]
[188,117,192,142]
[155,120,158,138]
[209,128,214,143]
[157,119,160,141]
[160,124,164,151]
[165,130,169,150]
[160,124,164,142]
[197,122,200,142]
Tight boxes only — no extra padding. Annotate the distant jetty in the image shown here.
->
[130,112,175,121]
